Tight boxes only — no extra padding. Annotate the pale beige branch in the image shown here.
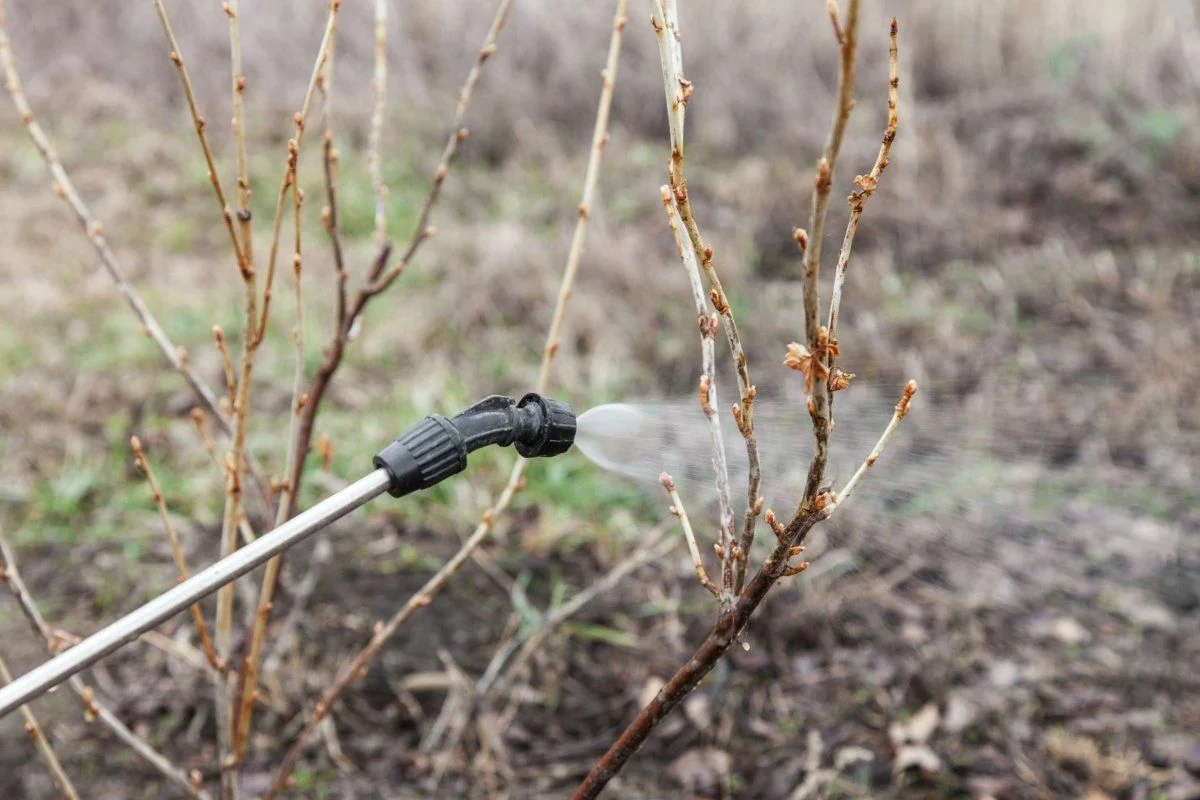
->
[0,651,80,800]
[659,474,719,598]
[822,380,916,518]
[369,0,389,246]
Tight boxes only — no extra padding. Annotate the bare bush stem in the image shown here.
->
[650,0,761,597]
[0,651,80,800]
[0,533,209,799]
[228,3,339,764]
[827,20,899,342]
[264,3,628,793]
[151,0,246,272]
[660,187,732,600]
[800,0,860,508]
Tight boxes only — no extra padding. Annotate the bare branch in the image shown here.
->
[0,651,80,800]
[369,0,389,246]
[827,19,899,342]
[659,187,734,596]
[650,0,761,597]
[151,0,247,273]
[822,379,916,517]
[659,474,719,598]
[799,0,861,509]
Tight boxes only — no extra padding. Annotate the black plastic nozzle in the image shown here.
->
[373,393,576,497]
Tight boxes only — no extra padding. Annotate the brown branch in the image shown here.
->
[224,0,255,283]
[264,1,628,793]
[0,651,80,800]
[799,0,861,509]
[572,378,915,798]
[574,15,906,797]
[0,532,210,799]
[151,0,247,274]
[651,0,761,598]
[131,436,222,674]
[228,6,338,767]
[256,0,339,346]
[827,19,899,342]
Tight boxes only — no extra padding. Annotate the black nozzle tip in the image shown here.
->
[515,393,576,458]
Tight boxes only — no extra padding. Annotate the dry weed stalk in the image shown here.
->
[264,1,629,793]
[651,0,762,599]
[0,534,209,799]
[0,652,80,800]
[572,10,910,798]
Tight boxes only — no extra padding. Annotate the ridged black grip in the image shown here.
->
[373,415,467,497]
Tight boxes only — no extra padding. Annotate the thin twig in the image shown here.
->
[256,0,340,346]
[131,436,222,674]
[827,19,899,342]
[151,0,247,273]
[799,0,861,509]
[224,0,255,283]
[659,474,719,598]
[650,0,761,598]
[660,187,730,602]
[0,532,210,799]
[264,2,628,793]
[0,651,80,800]
[369,0,389,247]
[822,380,916,517]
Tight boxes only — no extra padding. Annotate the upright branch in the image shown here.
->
[263,2,628,794]
[0,533,210,799]
[229,2,339,764]
[799,0,861,507]
[0,652,80,800]
[151,0,247,273]
[650,0,762,596]
[369,0,389,246]
[827,19,899,342]
[130,436,221,673]
[660,186,734,603]
[573,16,907,799]
[224,0,255,276]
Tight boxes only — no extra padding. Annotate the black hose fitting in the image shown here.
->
[373,393,576,497]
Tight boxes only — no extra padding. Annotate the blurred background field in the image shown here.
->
[0,1,1198,797]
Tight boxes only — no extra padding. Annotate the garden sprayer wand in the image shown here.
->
[0,393,576,719]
